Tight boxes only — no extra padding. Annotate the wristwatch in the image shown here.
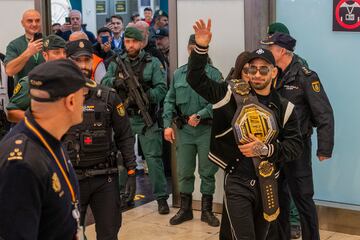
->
[260,145,269,156]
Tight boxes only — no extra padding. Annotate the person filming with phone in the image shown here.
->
[93,27,115,69]
[4,9,45,84]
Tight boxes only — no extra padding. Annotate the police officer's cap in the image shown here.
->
[267,22,290,35]
[28,59,96,102]
[261,32,296,52]
[154,27,169,38]
[65,39,93,58]
[154,9,168,18]
[124,27,143,41]
[247,48,276,66]
[43,34,66,51]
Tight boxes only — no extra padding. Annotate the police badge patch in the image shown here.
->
[116,103,125,117]
[312,81,321,93]
[52,172,62,193]
[13,83,22,95]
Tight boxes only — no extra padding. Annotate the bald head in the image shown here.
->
[21,9,41,37]
[69,31,89,41]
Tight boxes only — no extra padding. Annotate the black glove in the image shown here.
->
[125,174,136,205]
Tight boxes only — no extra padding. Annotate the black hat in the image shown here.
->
[188,34,196,45]
[154,9,168,18]
[248,48,276,66]
[65,39,93,58]
[28,59,96,102]
[154,27,169,38]
[43,34,66,51]
[261,32,296,52]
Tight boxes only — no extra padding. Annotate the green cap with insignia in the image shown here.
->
[267,22,290,35]
[124,27,143,41]
[43,34,66,51]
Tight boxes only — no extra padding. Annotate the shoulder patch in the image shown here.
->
[301,66,312,76]
[13,83,22,95]
[7,135,27,161]
[311,80,321,93]
[116,103,126,117]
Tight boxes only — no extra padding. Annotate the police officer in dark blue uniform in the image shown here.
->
[63,40,137,240]
[0,59,95,240]
[261,32,335,240]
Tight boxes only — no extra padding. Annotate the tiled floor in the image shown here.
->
[84,199,360,240]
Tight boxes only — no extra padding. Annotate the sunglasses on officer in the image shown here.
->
[248,65,272,76]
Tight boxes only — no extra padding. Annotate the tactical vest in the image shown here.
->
[114,53,153,107]
[63,87,113,169]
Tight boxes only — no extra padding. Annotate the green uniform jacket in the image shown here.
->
[4,35,45,83]
[6,76,30,111]
[101,50,167,105]
[162,63,222,128]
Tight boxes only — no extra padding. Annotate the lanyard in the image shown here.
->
[24,117,76,203]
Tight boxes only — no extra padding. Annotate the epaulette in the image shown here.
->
[301,66,312,76]
[6,134,28,161]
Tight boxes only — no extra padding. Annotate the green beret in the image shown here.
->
[267,22,290,35]
[124,27,143,41]
[43,34,66,51]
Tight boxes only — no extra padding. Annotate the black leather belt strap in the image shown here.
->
[76,168,118,180]
[252,157,279,222]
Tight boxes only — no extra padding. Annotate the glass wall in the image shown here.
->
[277,0,360,206]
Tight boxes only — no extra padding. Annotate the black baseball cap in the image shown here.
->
[28,59,96,102]
[248,48,276,66]
[261,32,296,52]
[154,27,169,38]
[65,39,93,58]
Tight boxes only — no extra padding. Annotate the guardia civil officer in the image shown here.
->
[187,19,302,239]
[261,32,334,240]
[102,27,169,214]
[63,39,137,239]
[0,59,94,239]
[163,34,222,227]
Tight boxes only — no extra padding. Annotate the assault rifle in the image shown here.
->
[114,56,153,127]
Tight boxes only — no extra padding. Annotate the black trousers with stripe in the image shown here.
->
[220,172,269,240]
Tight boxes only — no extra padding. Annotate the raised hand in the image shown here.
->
[192,19,212,47]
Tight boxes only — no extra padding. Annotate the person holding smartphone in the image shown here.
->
[4,9,45,84]
[56,10,96,44]
[93,27,114,68]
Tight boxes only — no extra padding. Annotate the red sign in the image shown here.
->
[333,0,360,31]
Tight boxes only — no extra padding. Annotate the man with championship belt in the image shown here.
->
[186,19,303,239]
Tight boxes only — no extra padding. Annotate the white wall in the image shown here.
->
[82,0,97,36]
[177,0,245,203]
[0,0,34,53]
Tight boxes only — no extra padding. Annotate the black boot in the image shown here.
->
[169,193,193,225]
[201,194,220,227]
[157,198,170,214]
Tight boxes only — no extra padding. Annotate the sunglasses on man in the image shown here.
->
[248,65,272,76]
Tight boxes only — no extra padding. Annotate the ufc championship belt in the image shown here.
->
[229,79,280,222]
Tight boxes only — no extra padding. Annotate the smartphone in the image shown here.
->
[105,17,111,23]
[65,17,71,24]
[33,32,43,41]
[101,36,109,44]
